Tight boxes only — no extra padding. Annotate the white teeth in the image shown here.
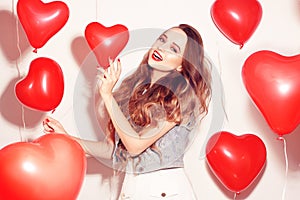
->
[154,51,162,60]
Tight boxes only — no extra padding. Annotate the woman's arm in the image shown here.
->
[102,94,176,156]
[98,59,176,156]
[71,137,114,160]
[43,117,114,159]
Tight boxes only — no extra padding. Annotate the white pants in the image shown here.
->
[118,168,197,200]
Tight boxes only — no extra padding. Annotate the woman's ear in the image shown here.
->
[176,65,183,72]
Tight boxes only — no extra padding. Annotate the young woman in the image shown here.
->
[43,24,211,199]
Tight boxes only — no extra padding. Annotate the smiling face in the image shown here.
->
[148,27,188,72]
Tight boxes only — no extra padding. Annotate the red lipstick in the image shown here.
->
[152,50,163,61]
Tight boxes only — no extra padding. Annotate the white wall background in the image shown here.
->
[1,0,300,199]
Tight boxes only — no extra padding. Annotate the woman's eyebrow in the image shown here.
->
[161,33,168,39]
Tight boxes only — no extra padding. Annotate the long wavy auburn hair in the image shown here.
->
[104,24,212,171]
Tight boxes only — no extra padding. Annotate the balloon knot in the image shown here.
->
[51,109,56,114]
[239,44,244,49]
[33,48,38,53]
[277,136,284,141]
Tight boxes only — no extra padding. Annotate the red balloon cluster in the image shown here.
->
[15,1,129,113]
[17,0,69,52]
[206,131,266,193]
[10,1,130,198]
[211,0,262,48]
[0,134,86,200]
[15,57,64,112]
[15,0,69,112]
[85,22,129,69]
[242,50,300,136]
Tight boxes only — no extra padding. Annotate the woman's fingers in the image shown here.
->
[43,118,54,133]
[103,69,110,80]
[98,57,122,95]
[110,58,116,75]
[103,58,121,81]
[43,123,54,133]
[42,116,67,134]
[116,58,122,79]
[109,58,121,80]
[108,57,113,66]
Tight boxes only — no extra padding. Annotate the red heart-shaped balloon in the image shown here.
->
[211,0,262,48]
[242,50,300,136]
[0,134,86,200]
[85,22,129,69]
[17,0,69,51]
[206,131,266,193]
[15,57,64,112]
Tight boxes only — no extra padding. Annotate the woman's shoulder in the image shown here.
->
[157,124,191,145]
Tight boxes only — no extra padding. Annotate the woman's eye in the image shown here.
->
[158,37,165,42]
[170,47,178,53]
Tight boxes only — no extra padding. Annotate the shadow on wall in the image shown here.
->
[0,10,44,128]
[70,35,124,197]
[285,126,300,172]
[71,35,97,83]
[86,157,118,178]
[71,36,91,68]
[0,10,30,62]
[0,78,45,128]
[86,157,124,199]
[71,36,109,142]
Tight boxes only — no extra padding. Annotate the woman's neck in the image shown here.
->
[150,69,170,87]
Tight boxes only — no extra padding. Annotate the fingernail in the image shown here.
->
[45,118,50,122]
[97,67,105,73]
[118,58,120,62]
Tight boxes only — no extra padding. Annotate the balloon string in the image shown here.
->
[233,192,237,200]
[216,41,222,77]
[12,0,15,15]
[216,41,228,123]
[20,105,27,142]
[14,0,22,78]
[277,136,288,200]
[21,106,26,130]
[13,0,27,142]
[96,0,99,21]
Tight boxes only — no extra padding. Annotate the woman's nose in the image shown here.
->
[158,43,169,52]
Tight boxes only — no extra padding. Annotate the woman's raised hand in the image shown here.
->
[43,116,68,134]
[98,58,122,97]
